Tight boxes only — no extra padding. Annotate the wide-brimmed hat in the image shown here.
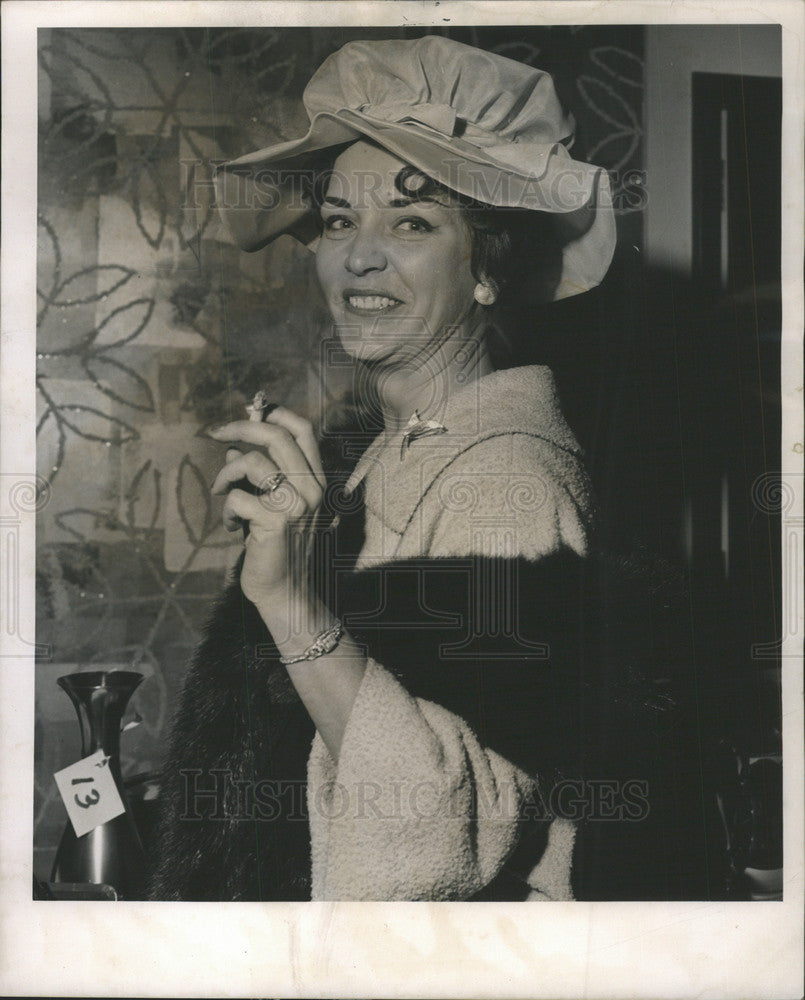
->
[214,36,616,300]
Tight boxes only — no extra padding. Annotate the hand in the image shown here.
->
[209,407,325,609]
[209,406,366,758]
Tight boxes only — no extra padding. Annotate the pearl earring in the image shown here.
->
[474,282,496,306]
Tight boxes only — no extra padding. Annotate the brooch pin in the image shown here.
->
[400,410,447,460]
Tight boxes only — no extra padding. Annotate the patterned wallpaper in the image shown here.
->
[34,25,645,876]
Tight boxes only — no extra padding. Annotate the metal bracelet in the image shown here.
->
[279,619,344,665]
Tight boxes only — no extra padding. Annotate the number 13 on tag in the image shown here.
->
[54,749,126,838]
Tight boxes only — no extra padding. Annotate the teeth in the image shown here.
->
[348,295,398,310]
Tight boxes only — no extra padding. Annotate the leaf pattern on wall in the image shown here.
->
[51,265,136,307]
[577,74,642,173]
[176,455,214,545]
[124,460,162,532]
[86,299,156,351]
[83,356,156,412]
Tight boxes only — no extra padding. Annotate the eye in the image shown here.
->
[394,216,434,235]
[321,214,355,238]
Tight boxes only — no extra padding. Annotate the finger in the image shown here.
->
[221,487,267,533]
[226,448,242,464]
[209,421,323,505]
[223,484,306,532]
[209,421,316,478]
[211,451,279,495]
[264,407,325,487]
[213,459,314,525]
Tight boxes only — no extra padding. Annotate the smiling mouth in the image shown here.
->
[343,292,403,314]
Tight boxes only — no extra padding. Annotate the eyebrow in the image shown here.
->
[321,196,433,209]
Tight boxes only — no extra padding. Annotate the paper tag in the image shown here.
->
[54,749,126,838]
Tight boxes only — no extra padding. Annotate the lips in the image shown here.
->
[342,289,403,314]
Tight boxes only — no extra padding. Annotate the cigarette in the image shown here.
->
[248,390,270,423]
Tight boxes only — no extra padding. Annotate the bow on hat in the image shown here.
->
[358,101,459,137]
[356,100,554,156]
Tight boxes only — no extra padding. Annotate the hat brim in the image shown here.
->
[214,110,615,300]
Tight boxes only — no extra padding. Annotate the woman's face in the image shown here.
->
[314,141,479,365]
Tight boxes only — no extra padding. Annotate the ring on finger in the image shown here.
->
[260,471,286,494]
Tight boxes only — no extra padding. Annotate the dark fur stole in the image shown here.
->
[148,548,711,901]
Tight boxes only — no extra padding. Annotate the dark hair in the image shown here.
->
[393,164,562,306]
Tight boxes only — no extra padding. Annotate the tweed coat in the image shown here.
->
[149,367,705,901]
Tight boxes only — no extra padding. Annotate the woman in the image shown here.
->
[150,37,690,902]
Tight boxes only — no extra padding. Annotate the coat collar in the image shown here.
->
[344,365,584,537]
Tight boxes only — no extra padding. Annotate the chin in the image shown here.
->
[337,336,400,365]
[331,318,395,361]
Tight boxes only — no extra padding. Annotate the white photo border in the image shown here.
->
[1,2,802,997]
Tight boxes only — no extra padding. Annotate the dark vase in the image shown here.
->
[50,670,147,899]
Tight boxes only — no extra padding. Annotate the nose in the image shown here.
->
[345,230,387,276]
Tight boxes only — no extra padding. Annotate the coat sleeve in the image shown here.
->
[307,657,556,901]
[306,563,593,900]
